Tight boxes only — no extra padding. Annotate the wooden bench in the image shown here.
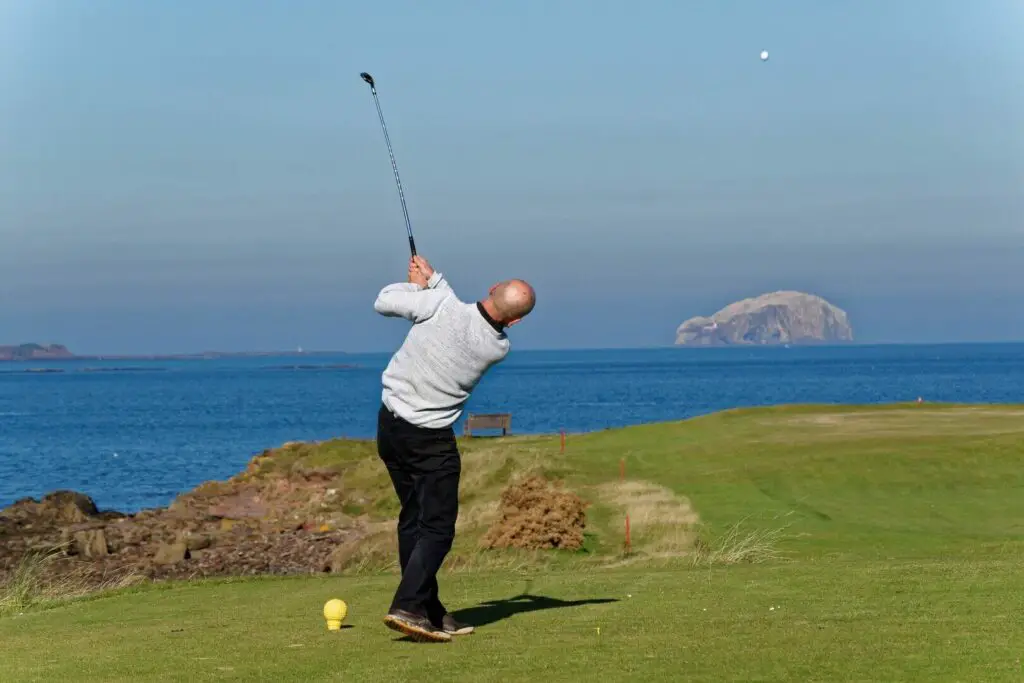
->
[464,413,512,437]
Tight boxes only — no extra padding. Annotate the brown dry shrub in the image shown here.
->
[480,475,586,551]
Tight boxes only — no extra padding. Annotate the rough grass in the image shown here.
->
[324,434,715,573]
[3,402,1024,681]
[0,546,141,618]
[596,480,701,559]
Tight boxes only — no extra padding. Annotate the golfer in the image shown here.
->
[373,255,536,642]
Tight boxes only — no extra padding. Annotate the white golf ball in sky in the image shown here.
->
[760,50,769,61]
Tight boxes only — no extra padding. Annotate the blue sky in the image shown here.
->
[1,1,1021,353]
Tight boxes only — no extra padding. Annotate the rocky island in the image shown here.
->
[0,344,74,361]
[675,291,853,346]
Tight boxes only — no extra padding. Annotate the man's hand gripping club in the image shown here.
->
[408,255,435,288]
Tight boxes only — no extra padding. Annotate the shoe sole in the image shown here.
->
[445,626,474,636]
[383,615,452,643]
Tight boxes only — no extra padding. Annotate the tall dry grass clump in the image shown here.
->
[0,546,141,617]
[689,514,794,567]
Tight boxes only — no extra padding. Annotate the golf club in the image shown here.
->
[359,72,417,257]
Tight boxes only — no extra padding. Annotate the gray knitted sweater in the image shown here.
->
[374,271,509,429]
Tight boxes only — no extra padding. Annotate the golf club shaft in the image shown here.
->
[363,75,417,256]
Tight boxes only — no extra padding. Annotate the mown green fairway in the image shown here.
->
[3,404,1023,681]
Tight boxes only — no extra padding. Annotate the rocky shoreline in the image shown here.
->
[0,443,376,588]
[2,437,591,593]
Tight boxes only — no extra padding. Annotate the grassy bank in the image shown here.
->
[2,403,1023,681]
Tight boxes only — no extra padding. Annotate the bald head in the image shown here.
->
[486,279,536,326]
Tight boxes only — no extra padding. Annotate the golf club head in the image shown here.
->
[359,72,375,88]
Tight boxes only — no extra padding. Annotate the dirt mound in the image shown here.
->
[481,475,587,551]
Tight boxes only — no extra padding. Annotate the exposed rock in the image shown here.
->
[3,490,100,527]
[0,447,372,589]
[153,542,190,566]
[73,529,109,558]
[183,532,212,552]
[675,291,853,346]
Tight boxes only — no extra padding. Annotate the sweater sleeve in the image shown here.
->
[427,270,452,292]
[374,282,449,322]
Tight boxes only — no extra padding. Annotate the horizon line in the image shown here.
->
[3,339,1023,361]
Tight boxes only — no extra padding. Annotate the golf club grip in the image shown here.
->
[408,235,417,256]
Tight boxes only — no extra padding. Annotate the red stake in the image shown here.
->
[625,514,631,553]
[621,457,630,552]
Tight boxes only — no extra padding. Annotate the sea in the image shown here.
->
[2,343,1022,513]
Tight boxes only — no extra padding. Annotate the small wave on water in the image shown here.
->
[80,367,166,373]
[572,401,661,407]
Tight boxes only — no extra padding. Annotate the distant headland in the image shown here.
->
[0,343,343,362]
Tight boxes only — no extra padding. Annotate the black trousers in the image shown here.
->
[376,403,461,622]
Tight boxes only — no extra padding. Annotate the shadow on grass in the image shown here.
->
[451,593,619,628]
[391,594,619,642]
